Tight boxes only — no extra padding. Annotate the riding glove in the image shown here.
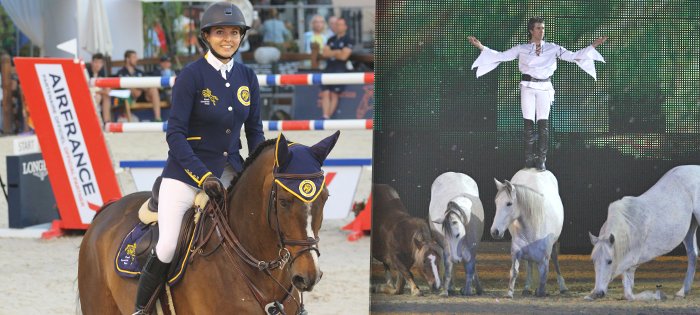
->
[203,176,225,200]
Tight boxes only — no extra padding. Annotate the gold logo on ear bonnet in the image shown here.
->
[237,86,250,106]
[299,180,316,198]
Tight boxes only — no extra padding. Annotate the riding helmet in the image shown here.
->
[200,2,250,33]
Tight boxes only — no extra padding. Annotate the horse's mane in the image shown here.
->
[605,197,640,264]
[227,138,277,197]
[511,184,545,231]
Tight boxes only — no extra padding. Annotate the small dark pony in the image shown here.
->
[78,132,339,315]
[371,184,445,296]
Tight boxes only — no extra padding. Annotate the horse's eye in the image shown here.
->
[607,260,612,265]
[280,199,290,208]
[506,202,513,207]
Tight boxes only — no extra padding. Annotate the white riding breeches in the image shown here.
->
[520,85,554,121]
[155,165,236,263]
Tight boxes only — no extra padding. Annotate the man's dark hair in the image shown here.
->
[92,53,104,61]
[124,50,136,60]
[527,17,545,39]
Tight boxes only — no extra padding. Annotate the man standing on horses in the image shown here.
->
[468,17,607,171]
[132,2,265,314]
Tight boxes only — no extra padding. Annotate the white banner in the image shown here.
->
[35,64,103,224]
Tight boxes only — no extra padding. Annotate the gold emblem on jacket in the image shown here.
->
[237,86,251,106]
[201,88,219,106]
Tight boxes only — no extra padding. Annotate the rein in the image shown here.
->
[188,170,323,315]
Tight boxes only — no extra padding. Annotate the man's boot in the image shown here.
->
[535,119,549,171]
[133,249,170,315]
[523,119,537,168]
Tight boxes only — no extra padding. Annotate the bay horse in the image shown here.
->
[372,183,445,296]
[587,165,700,301]
[78,131,339,314]
[429,172,484,296]
[492,168,568,298]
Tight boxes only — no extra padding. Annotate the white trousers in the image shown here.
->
[520,85,554,121]
[155,165,236,263]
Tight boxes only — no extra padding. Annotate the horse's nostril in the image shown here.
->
[293,275,308,290]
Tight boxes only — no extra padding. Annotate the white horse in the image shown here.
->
[429,172,484,296]
[492,169,568,298]
[587,165,700,301]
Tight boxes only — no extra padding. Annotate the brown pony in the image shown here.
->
[371,183,446,296]
[78,132,340,315]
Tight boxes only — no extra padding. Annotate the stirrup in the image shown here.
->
[131,310,147,315]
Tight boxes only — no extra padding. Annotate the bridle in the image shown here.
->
[188,169,324,315]
[268,170,323,265]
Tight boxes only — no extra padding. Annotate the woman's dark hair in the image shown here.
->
[527,17,545,39]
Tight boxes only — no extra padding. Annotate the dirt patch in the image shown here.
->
[371,242,700,314]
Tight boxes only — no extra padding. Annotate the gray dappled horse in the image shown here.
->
[492,169,568,298]
[429,172,484,296]
[587,165,700,301]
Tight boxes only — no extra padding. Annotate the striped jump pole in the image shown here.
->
[92,72,374,89]
[105,119,373,133]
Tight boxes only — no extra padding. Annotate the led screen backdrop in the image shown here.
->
[374,0,700,253]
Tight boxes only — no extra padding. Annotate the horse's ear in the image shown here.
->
[589,231,599,246]
[310,131,340,164]
[504,180,514,192]
[275,133,290,167]
[432,216,445,225]
[609,233,615,245]
[494,178,505,190]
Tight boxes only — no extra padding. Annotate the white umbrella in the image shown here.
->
[83,0,113,56]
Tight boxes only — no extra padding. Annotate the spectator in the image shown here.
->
[261,8,291,50]
[86,53,112,123]
[325,15,338,39]
[116,50,162,121]
[149,55,178,105]
[303,14,328,54]
[320,18,353,119]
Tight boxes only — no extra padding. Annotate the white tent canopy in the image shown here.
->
[2,0,143,59]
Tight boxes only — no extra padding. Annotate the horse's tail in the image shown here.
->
[75,278,82,315]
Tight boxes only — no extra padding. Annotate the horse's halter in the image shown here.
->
[268,169,324,265]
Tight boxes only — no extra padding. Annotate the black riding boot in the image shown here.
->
[133,249,170,315]
[535,119,549,171]
[523,119,537,168]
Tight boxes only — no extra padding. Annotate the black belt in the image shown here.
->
[521,74,551,82]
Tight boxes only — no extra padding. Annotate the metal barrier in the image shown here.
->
[105,119,373,133]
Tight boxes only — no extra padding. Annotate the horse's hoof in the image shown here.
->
[560,289,569,294]
[522,289,532,296]
[439,290,449,297]
[476,288,484,296]
[656,290,667,301]
[535,290,548,297]
[506,292,514,299]
[460,288,473,296]
[411,288,423,296]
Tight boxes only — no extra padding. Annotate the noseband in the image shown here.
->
[268,170,324,264]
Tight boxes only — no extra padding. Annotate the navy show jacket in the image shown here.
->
[161,57,265,188]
